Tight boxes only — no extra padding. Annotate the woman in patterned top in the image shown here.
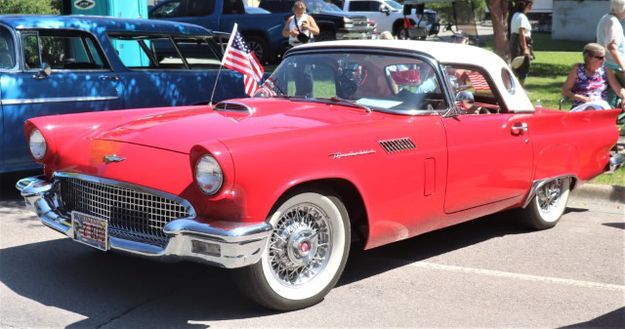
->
[562,43,625,109]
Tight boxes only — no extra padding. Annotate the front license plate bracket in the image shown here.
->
[71,211,109,251]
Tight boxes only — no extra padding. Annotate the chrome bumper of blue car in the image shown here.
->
[16,176,272,269]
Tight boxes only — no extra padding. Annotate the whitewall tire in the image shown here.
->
[524,177,571,230]
[234,191,351,311]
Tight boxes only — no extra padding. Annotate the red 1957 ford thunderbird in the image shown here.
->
[17,40,620,311]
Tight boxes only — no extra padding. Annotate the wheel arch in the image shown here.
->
[266,178,369,249]
[522,174,578,209]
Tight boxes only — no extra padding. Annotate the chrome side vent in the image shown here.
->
[214,101,253,113]
[379,137,416,153]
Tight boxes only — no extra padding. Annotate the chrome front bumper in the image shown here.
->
[16,176,272,269]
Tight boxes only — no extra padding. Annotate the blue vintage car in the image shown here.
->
[0,15,247,173]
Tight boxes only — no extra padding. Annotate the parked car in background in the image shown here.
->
[260,0,374,41]
[0,15,247,173]
[150,0,289,63]
[17,40,620,311]
[342,0,435,37]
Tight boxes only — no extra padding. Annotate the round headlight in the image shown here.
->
[29,129,47,160]
[195,155,223,195]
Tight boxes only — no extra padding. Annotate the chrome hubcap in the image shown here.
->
[269,203,331,286]
[537,179,563,213]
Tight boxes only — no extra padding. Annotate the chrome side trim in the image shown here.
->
[16,175,273,269]
[1,96,119,106]
[522,174,578,208]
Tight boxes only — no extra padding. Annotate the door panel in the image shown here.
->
[443,113,533,213]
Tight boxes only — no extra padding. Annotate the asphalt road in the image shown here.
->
[1,173,623,328]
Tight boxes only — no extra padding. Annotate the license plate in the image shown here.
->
[71,211,109,251]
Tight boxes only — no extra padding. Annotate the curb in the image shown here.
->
[568,184,624,213]
[570,184,625,203]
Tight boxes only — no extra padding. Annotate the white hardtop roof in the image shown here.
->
[297,40,502,68]
[295,40,534,112]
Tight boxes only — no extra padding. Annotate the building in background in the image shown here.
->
[552,0,608,41]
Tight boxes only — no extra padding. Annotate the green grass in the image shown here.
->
[591,166,625,185]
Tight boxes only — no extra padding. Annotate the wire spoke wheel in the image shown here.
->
[523,177,571,230]
[536,179,564,214]
[268,203,331,287]
[234,191,350,311]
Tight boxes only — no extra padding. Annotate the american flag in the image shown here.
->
[222,24,264,96]
[466,71,490,91]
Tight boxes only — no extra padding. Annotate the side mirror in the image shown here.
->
[33,63,51,80]
[455,91,475,110]
[380,6,390,15]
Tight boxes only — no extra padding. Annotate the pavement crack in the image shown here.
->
[94,288,177,329]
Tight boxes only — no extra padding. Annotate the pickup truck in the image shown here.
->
[259,0,374,41]
[17,40,621,311]
[150,0,289,63]
[342,0,434,37]
[0,15,246,174]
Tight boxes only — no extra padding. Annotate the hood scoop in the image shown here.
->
[379,137,416,153]
[214,101,254,114]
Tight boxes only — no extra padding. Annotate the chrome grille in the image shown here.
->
[379,137,416,153]
[57,176,191,247]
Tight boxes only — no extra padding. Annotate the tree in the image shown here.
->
[0,0,61,15]
[487,0,510,60]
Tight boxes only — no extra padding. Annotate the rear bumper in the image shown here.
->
[336,28,373,40]
[16,176,272,269]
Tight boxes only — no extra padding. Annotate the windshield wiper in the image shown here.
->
[328,97,372,113]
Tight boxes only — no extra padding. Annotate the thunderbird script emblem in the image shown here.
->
[103,154,125,164]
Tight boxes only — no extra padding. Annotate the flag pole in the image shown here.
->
[209,23,238,105]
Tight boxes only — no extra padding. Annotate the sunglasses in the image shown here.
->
[592,55,606,60]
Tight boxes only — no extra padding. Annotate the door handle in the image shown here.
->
[99,75,120,81]
[511,122,528,135]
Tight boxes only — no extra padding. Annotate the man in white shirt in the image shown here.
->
[509,0,533,86]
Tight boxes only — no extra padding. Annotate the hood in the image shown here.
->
[93,98,378,154]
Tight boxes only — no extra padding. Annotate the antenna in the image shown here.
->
[209,23,238,105]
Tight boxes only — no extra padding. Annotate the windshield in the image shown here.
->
[321,3,343,12]
[386,0,403,10]
[254,52,448,114]
[305,0,330,13]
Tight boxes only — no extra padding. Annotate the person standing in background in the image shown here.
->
[596,0,625,108]
[509,0,533,86]
[282,0,319,48]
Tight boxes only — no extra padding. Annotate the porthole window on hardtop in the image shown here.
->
[0,26,16,69]
[20,30,108,71]
[501,67,516,94]
[108,33,222,70]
